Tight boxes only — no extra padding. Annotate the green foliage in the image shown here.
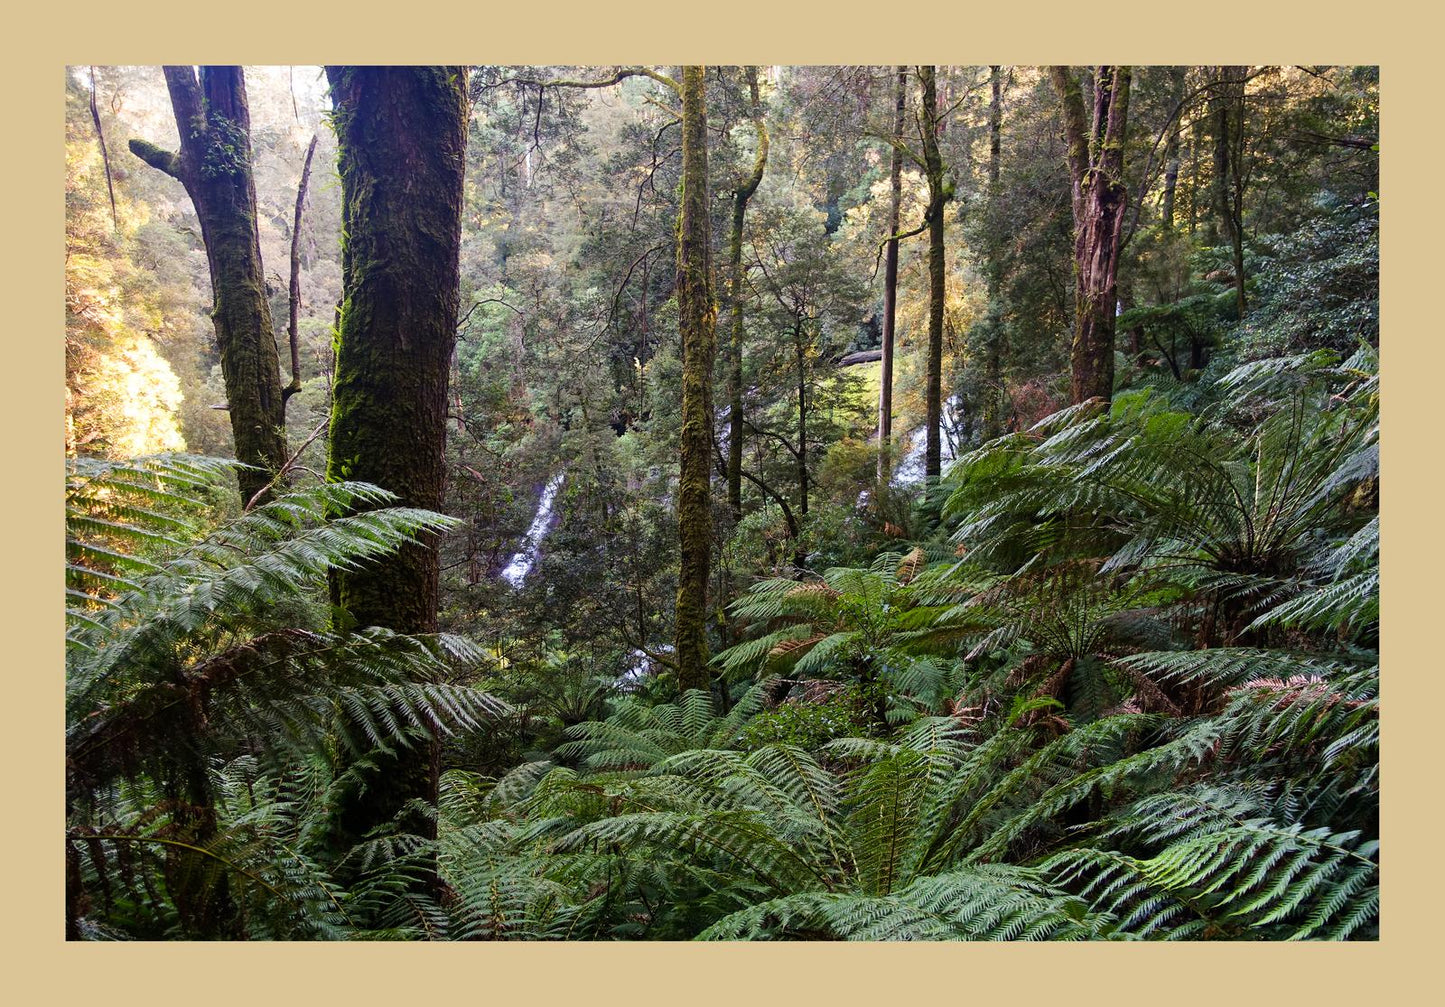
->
[738,684,877,750]
[63,65,1380,943]
[195,110,250,180]
[1236,199,1378,358]
[66,457,507,939]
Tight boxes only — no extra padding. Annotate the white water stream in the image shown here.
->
[499,472,564,587]
[891,394,963,487]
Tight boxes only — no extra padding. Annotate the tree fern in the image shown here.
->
[66,458,507,939]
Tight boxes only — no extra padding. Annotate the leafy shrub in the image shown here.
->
[1236,198,1378,357]
[738,683,877,749]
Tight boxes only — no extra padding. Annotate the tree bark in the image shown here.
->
[1188,112,1203,235]
[918,66,951,487]
[1050,65,1131,405]
[727,67,767,521]
[129,66,288,505]
[674,66,716,693]
[322,66,469,851]
[877,67,906,483]
[794,315,809,520]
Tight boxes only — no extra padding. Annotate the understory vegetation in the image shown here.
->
[67,346,1378,939]
[65,64,1378,940]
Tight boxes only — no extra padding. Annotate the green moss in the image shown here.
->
[127,137,180,178]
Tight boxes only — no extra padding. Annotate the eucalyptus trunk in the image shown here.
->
[794,315,809,520]
[981,64,1005,441]
[283,133,319,412]
[1160,66,1186,229]
[877,66,906,482]
[1212,65,1249,320]
[919,66,950,486]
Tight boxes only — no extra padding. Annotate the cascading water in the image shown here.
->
[499,472,564,587]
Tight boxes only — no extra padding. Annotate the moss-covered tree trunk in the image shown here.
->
[1050,65,1131,405]
[322,66,469,851]
[919,66,951,486]
[877,66,906,482]
[675,66,716,692]
[727,67,768,521]
[129,66,287,505]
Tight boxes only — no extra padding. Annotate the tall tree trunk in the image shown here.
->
[674,66,716,693]
[1211,66,1231,249]
[1160,66,1186,230]
[129,66,288,505]
[919,66,951,487]
[981,65,1005,441]
[794,315,809,521]
[727,67,768,521]
[877,66,906,482]
[283,133,319,414]
[1212,65,1249,320]
[1188,112,1203,236]
[322,66,469,854]
[1050,65,1131,404]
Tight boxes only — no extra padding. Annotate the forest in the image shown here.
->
[64,64,1378,941]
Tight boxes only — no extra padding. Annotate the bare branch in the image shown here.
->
[507,66,680,94]
[244,418,329,512]
[87,67,119,230]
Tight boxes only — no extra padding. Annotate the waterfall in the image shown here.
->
[617,644,673,691]
[892,395,963,487]
[499,472,564,587]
